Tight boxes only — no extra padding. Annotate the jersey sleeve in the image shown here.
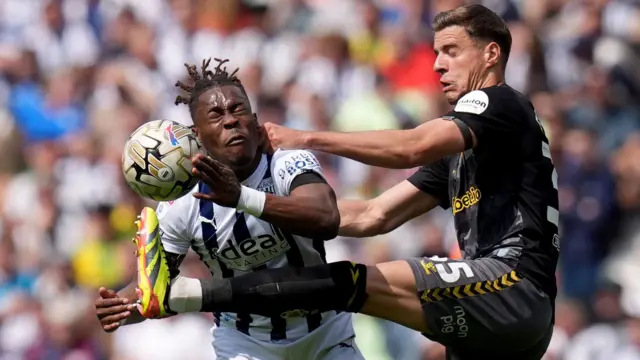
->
[155,198,193,255]
[271,149,326,196]
[445,88,521,145]
[407,157,451,209]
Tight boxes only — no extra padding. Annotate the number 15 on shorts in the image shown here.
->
[422,256,475,284]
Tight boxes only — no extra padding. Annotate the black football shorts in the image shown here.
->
[406,256,553,360]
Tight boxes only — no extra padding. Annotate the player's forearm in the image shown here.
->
[302,130,425,169]
[259,194,340,240]
[338,199,384,238]
[117,282,145,326]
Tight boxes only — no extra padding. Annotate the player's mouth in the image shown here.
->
[226,134,247,146]
[440,81,453,92]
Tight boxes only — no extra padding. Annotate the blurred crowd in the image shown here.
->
[0,0,640,359]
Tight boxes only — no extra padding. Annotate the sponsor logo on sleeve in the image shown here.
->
[454,91,489,115]
[281,152,321,176]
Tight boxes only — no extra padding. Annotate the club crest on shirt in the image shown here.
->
[156,201,174,220]
[258,178,275,194]
[552,234,560,251]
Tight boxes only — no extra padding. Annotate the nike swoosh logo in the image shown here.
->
[198,216,216,228]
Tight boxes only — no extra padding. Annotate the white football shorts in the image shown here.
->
[210,314,365,360]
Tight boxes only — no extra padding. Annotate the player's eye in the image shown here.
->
[209,112,223,122]
[208,106,224,115]
[439,45,458,57]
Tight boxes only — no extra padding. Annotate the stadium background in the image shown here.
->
[1,0,640,359]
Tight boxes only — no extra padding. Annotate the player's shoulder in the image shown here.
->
[270,149,324,195]
[156,184,199,222]
[271,148,319,163]
[455,85,533,120]
[270,148,322,173]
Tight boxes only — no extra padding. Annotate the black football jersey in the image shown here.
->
[408,85,559,299]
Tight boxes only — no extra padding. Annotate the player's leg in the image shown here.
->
[192,255,553,356]
[140,236,553,356]
[180,260,431,333]
[157,260,429,332]
[357,260,430,332]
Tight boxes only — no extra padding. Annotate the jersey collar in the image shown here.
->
[241,154,268,188]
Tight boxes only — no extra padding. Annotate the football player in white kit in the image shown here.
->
[95,59,363,359]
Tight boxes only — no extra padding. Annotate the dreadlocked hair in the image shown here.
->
[174,58,243,114]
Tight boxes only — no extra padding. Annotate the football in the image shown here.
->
[122,120,203,201]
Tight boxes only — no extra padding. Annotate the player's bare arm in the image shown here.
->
[261,181,338,239]
[339,180,439,237]
[264,118,477,169]
[192,153,339,240]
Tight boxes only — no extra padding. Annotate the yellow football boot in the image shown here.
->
[133,207,172,318]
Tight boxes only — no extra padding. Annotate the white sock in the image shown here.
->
[168,275,203,313]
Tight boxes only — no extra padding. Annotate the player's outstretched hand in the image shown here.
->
[192,154,242,207]
[95,287,136,333]
[263,122,306,150]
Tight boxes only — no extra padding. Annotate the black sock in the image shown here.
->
[199,261,368,317]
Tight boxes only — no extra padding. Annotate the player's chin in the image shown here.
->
[225,145,257,166]
[444,91,458,105]
[444,90,460,105]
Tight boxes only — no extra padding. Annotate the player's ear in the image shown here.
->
[484,42,501,68]
[190,125,201,141]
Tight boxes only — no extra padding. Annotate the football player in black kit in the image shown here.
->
[139,4,559,359]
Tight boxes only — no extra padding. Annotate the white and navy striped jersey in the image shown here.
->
[155,149,353,342]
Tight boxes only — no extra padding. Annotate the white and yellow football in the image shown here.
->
[122,120,203,201]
